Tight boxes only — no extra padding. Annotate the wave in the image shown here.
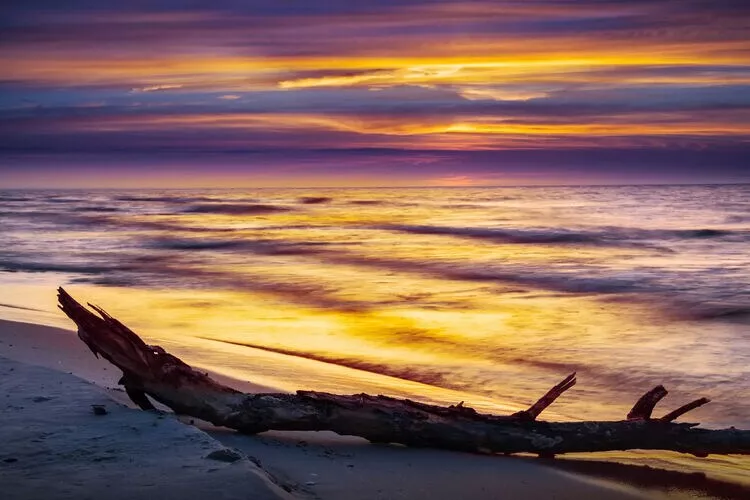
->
[131,233,666,298]
[378,224,744,247]
[206,337,704,412]
[0,302,45,312]
[43,197,87,203]
[144,234,653,297]
[380,224,605,245]
[0,196,32,202]
[70,206,120,213]
[349,200,383,205]
[725,215,750,224]
[148,238,244,251]
[146,237,323,255]
[417,265,654,294]
[376,224,670,252]
[170,267,368,311]
[5,212,237,233]
[310,249,656,295]
[347,200,419,207]
[660,301,750,321]
[0,210,114,229]
[351,253,747,315]
[183,203,292,215]
[438,203,488,209]
[3,251,369,312]
[120,219,238,233]
[298,196,332,205]
[205,338,451,388]
[0,260,120,275]
[670,229,733,238]
[115,195,222,203]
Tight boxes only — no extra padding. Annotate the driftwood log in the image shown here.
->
[57,288,750,457]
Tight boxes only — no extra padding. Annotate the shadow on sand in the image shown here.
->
[534,456,750,500]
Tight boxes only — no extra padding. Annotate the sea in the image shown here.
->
[1,185,748,483]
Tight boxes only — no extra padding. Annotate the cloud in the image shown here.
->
[1,84,746,150]
[131,84,184,92]
[0,1,748,185]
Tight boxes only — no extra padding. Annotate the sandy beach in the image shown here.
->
[2,318,748,500]
[0,355,291,500]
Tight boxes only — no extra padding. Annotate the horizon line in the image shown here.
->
[2,181,750,190]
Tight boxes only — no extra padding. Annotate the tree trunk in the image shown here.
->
[57,288,750,458]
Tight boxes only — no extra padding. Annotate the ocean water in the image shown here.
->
[0,185,749,480]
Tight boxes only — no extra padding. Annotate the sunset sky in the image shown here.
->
[1,0,748,187]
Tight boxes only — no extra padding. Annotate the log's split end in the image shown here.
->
[55,287,749,458]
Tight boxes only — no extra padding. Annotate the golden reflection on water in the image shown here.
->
[2,278,748,487]
[1,186,749,487]
[0,275,711,415]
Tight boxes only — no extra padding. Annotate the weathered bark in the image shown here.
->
[57,287,750,457]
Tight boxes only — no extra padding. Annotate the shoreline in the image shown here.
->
[1,317,749,499]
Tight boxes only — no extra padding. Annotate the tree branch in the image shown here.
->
[661,398,712,423]
[627,385,669,420]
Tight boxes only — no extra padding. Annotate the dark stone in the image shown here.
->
[91,405,108,415]
[206,448,243,463]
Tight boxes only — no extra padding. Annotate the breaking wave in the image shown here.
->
[146,237,324,255]
[348,199,418,207]
[380,224,606,244]
[0,302,45,312]
[43,197,87,203]
[206,338,451,388]
[671,229,733,238]
[377,224,743,248]
[725,215,750,224]
[348,200,383,205]
[0,195,32,202]
[322,252,657,295]
[0,260,122,275]
[660,301,750,321]
[298,196,333,204]
[183,203,292,215]
[115,195,223,203]
[148,238,244,251]
[70,206,121,213]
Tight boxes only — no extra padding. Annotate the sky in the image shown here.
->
[1,0,748,187]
